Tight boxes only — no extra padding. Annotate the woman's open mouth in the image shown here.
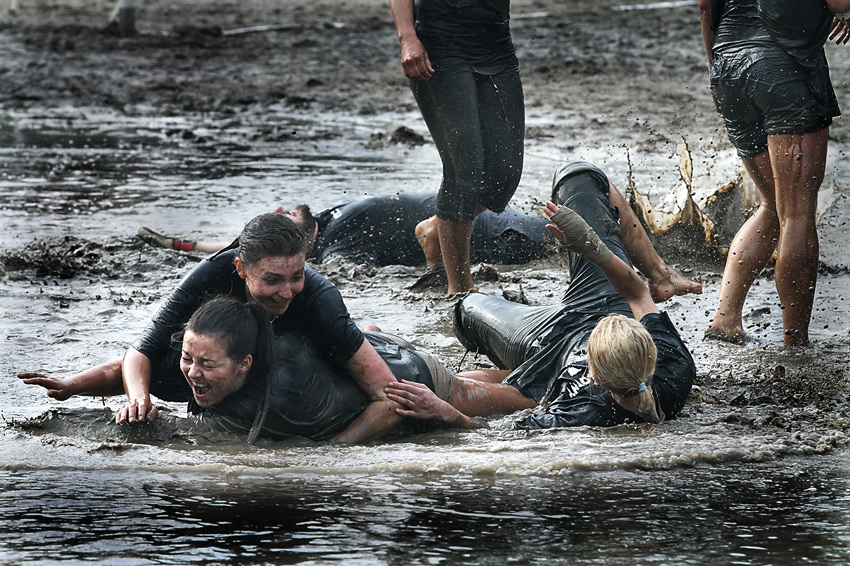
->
[189,379,211,397]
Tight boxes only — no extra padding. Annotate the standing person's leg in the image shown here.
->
[410,72,486,294]
[768,128,828,347]
[435,216,477,293]
[706,151,780,341]
[477,69,525,216]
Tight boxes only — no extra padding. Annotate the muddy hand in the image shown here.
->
[17,371,77,401]
[115,397,159,425]
[543,201,614,267]
[385,379,452,422]
[400,37,434,80]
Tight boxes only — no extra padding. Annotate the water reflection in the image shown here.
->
[2,458,849,565]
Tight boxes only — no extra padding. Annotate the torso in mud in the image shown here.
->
[412,0,517,74]
[312,192,553,266]
[711,0,833,78]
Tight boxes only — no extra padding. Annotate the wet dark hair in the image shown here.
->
[185,296,274,394]
[238,212,306,267]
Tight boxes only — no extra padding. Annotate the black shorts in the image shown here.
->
[711,56,835,158]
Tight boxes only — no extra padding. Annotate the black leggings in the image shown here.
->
[410,68,524,221]
[453,163,633,369]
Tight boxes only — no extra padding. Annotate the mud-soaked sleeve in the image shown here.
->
[641,311,696,421]
[470,207,554,264]
[512,365,624,429]
[134,251,240,361]
[285,268,365,365]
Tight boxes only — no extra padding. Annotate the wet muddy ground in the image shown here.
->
[3,2,850,564]
[3,0,850,436]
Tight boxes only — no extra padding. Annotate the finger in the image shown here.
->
[127,403,141,424]
[115,407,127,424]
[386,392,407,404]
[545,224,564,241]
[146,405,159,423]
[17,371,46,379]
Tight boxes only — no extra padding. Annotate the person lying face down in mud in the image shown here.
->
[136,192,556,272]
[385,162,702,429]
[18,212,418,444]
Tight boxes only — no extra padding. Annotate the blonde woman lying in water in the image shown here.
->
[386,161,700,429]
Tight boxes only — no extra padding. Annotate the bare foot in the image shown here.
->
[362,323,383,332]
[17,371,76,401]
[648,265,703,303]
[704,310,745,344]
[415,216,442,267]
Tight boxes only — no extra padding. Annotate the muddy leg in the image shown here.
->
[608,183,703,302]
[455,368,512,384]
[769,128,827,347]
[415,215,443,267]
[451,376,535,417]
[707,151,779,342]
[436,216,476,294]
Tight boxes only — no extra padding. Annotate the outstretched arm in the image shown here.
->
[17,359,125,400]
[544,201,658,321]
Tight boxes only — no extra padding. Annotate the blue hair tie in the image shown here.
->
[637,382,647,393]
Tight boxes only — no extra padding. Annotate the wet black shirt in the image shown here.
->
[196,332,437,441]
[312,192,553,267]
[506,310,696,429]
[134,249,365,369]
[413,0,516,74]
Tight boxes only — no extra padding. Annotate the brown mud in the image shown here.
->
[2,0,850,448]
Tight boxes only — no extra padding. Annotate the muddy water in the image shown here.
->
[3,105,850,565]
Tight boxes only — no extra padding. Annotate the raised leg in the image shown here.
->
[608,183,703,302]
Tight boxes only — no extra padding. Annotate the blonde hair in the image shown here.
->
[587,314,663,423]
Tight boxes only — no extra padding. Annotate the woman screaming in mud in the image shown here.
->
[18,213,411,444]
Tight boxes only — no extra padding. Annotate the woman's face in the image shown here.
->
[235,253,306,317]
[181,330,252,408]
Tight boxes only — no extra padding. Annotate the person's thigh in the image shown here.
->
[410,72,485,221]
[476,69,525,213]
[453,292,565,370]
[554,169,630,308]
